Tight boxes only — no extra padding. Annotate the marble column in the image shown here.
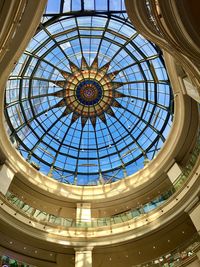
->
[76,203,91,226]
[0,162,16,195]
[75,247,93,267]
[186,199,200,264]
[167,161,182,184]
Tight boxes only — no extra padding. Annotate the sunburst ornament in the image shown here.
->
[51,56,126,128]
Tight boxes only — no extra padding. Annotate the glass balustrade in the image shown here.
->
[1,132,199,228]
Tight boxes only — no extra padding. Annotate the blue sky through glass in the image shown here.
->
[5,5,173,186]
[45,0,126,14]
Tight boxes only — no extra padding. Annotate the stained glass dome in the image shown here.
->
[4,10,173,185]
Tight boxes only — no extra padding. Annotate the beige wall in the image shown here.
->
[189,202,200,232]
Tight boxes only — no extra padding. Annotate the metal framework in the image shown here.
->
[44,0,126,17]
[4,4,173,185]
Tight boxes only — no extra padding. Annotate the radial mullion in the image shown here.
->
[105,123,126,178]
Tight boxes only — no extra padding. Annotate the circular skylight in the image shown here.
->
[5,14,173,185]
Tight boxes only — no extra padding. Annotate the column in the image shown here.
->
[188,201,200,232]
[0,162,16,195]
[187,200,200,264]
[167,162,182,184]
[76,203,91,226]
[75,247,93,267]
[182,77,200,103]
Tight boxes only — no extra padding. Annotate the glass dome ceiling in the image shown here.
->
[5,2,173,186]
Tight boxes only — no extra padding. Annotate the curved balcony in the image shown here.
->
[0,0,27,62]
[125,0,200,97]
[134,231,200,267]
[0,231,199,267]
[0,0,46,84]
[1,133,199,232]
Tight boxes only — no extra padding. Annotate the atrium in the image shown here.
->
[0,0,200,267]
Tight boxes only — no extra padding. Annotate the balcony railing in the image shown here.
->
[1,132,199,229]
[133,231,200,267]
[0,232,199,267]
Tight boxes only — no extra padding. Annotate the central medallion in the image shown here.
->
[76,80,103,106]
[52,56,123,128]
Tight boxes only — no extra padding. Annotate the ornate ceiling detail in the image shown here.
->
[51,56,126,128]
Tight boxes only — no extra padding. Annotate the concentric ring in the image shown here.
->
[4,14,173,185]
[76,80,103,106]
